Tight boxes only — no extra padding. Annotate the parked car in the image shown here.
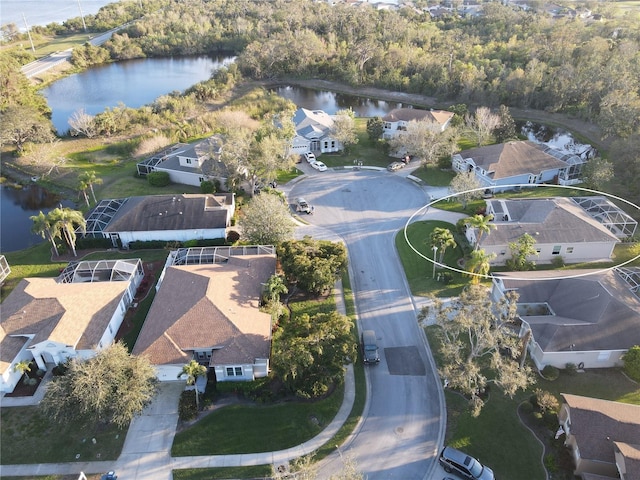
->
[311,161,327,172]
[101,472,118,480]
[439,447,494,480]
[361,329,380,364]
[295,197,312,214]
[304,152,316,163]
[387,161,405,172]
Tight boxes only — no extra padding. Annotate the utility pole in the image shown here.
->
[22,13,36,52]
[77,0,87,32]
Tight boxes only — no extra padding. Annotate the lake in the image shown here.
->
[0,184,76,253]
[42,55,235,134]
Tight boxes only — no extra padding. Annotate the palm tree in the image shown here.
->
[49,207,87,257]
[14,359,32,383]
[77,177,91,208]
[465,249,496,284]
[30,210,61,257]
[430,227,457,263]
[178,360,208,409]
[79,171,103,204]
[464,214,496,250]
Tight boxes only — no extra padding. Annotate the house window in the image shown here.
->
[552,246,561,255]
[566,247,574,254]
[331,141,335,148]
[226,366,243,377]
[185,158,192,164]
[535,248,542,254]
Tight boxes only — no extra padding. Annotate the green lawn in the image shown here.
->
[173,466,272,480]
[395,220,470,297]
[411,165,456,187]
[0,406,126,464]
[171,384,344,456]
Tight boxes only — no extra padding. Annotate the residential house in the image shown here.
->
[291,108,343,157]
[558,394,640,479]
[136,136,228,188]
[452,140,585,191]
[381,107,454,140]
[132,246,276,384]
[492,267,640,370]
[467,197,628,265]
[0,259,144,393]
[83,193,235,248]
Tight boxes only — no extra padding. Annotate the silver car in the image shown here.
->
[439,446,495,480]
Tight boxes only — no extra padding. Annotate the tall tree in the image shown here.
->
[581,157,614,191]
[68,109,97,138]
[30,210,61,257]
[430,227,457,263]
[465,107,500,147]
[77,177,91,208]
[239,192,295,245]
[449,171,483,209]
[492,105,517,143]
[366,116,384,140]
[40,342,158,428]
[331,109,359,154]
[0,105,54,153]
[271,311,356,398]
[79,170,103,203]
[464,214,496,250]
[387,119,458,165]
[420,285,534,416]
[178,360,208,409]
[506,233,538,271]
[49,207,87,257]
[464,249,496,284]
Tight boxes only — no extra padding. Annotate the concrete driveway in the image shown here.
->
[287,168,449,480]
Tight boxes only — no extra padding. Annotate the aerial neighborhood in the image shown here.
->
[1,1,640,479]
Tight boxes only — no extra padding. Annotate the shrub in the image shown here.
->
[226,230,240,244]
[531,388,559,414]
[178,390,198,421]
[565,362,578,375]
[200,180,216,194]
[76,237,113,250]
[551,255,565,268]
[622,345,640,382]
[147,171,170,187]
[541,365,559,381]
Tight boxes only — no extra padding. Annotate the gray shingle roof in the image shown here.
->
[496,270,640,352]
[103,194,231,233]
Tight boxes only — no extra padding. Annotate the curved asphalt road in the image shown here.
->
[287,166,447,480]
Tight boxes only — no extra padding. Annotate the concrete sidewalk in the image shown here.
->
[0,281,356,479]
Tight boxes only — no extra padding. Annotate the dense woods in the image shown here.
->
[48,0,640,137]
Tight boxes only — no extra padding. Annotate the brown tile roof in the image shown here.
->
[614,442,640,480]
[0,325,28,373]
[461,141,567,179]
[0,278,129,373]
[381,108,454,126]
[562,394,640,464]
[132,254,275,366]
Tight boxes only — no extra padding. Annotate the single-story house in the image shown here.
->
[492,267,640,370]
[83,193,235,248]
[290,108,343,157]
[381,107,454,140]
[132,246,276,384]
[468,197,622,265]
[558,394,640,479]
[452,140,585,191]
[0,259,144,393]
[136,136,230,188]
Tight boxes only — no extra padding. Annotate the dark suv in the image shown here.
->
[439,446,494,480]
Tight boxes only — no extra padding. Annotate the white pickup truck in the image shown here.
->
[295,197,312,214]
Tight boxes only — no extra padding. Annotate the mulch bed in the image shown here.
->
[5,374,44,397]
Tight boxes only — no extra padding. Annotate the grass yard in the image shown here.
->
[172,466,272,480]
[411,165,456,187]
[0,406,126,464]
[171,384,344,456]
[396,220,471,297]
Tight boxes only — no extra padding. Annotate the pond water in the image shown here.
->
[519,121,597,158]
[269,85,410,117]
[0,184,76,253]
[42,55,235,134]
